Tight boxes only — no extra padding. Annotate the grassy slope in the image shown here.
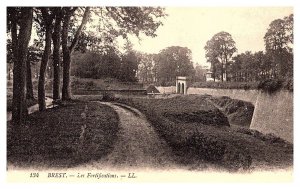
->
[118,95,293,171]
[7,100,119,169]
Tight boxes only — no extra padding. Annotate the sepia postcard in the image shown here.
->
[3,0,297,187]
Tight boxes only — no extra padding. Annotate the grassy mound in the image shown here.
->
[139,95,230,127]
[164,109,229,127]
[117,96,293,171]
[7,101,119,169]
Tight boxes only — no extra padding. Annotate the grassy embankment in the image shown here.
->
[117,95,293,171]
[7,100,119,169]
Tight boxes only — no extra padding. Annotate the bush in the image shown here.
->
[257,79,283,93]
[102,92,116,101]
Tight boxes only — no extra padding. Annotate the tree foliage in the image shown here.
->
[228,14,293,83]
[156,46,195,85]
[72,46,121,79]
[136,53,157,83]
[204,31,237,82]
[264,14,293,78]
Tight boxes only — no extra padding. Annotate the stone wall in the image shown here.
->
[187,87,293,143]
[157,86,293,143]
[250,90,293,143]
[187,87,259,104]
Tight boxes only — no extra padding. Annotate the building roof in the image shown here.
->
[146,85,160,94]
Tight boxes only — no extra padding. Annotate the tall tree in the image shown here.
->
[52,8,63,100]
[204,31,237,82]
[264,14,293,78]
[119,42,139,82]
[6,39,13,80]
[136,53,156,83]
[157,46,195,85]
[9,7,33,125]
[26,44,42,99]
[38,8,55,111]
[61,7,90,100]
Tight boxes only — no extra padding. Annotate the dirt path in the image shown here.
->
[79,102,176,171]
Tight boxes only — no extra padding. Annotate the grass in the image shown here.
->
[7,100,119,169]
[117,95,293,171]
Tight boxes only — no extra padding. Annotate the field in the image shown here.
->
[7,100,119,169]
[117,95,293,171]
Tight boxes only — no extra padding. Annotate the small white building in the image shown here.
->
[176,76,188,94]
[205,71,213,81]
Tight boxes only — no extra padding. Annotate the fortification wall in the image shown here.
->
[157,86,293,143]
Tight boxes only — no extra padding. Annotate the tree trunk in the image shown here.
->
[61,10,72,100]
[38,8,53,111]
[26,57,34,100]
[38,29,52,111]
[221,63,224,82]
[8,67,11,80]
[52,9,62,100]
[12,8,33,125]
[62,51,71,100]
[61,7,90,101]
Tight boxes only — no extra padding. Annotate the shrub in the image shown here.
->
[257,79,283,94]
[102,92,116,101]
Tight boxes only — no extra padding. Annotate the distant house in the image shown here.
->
[194,64,209,82]
[205,71,222,82]
[206,71,214,82]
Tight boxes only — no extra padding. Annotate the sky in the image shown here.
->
[130,7,293,67]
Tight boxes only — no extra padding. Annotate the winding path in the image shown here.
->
[82,102,176,171]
